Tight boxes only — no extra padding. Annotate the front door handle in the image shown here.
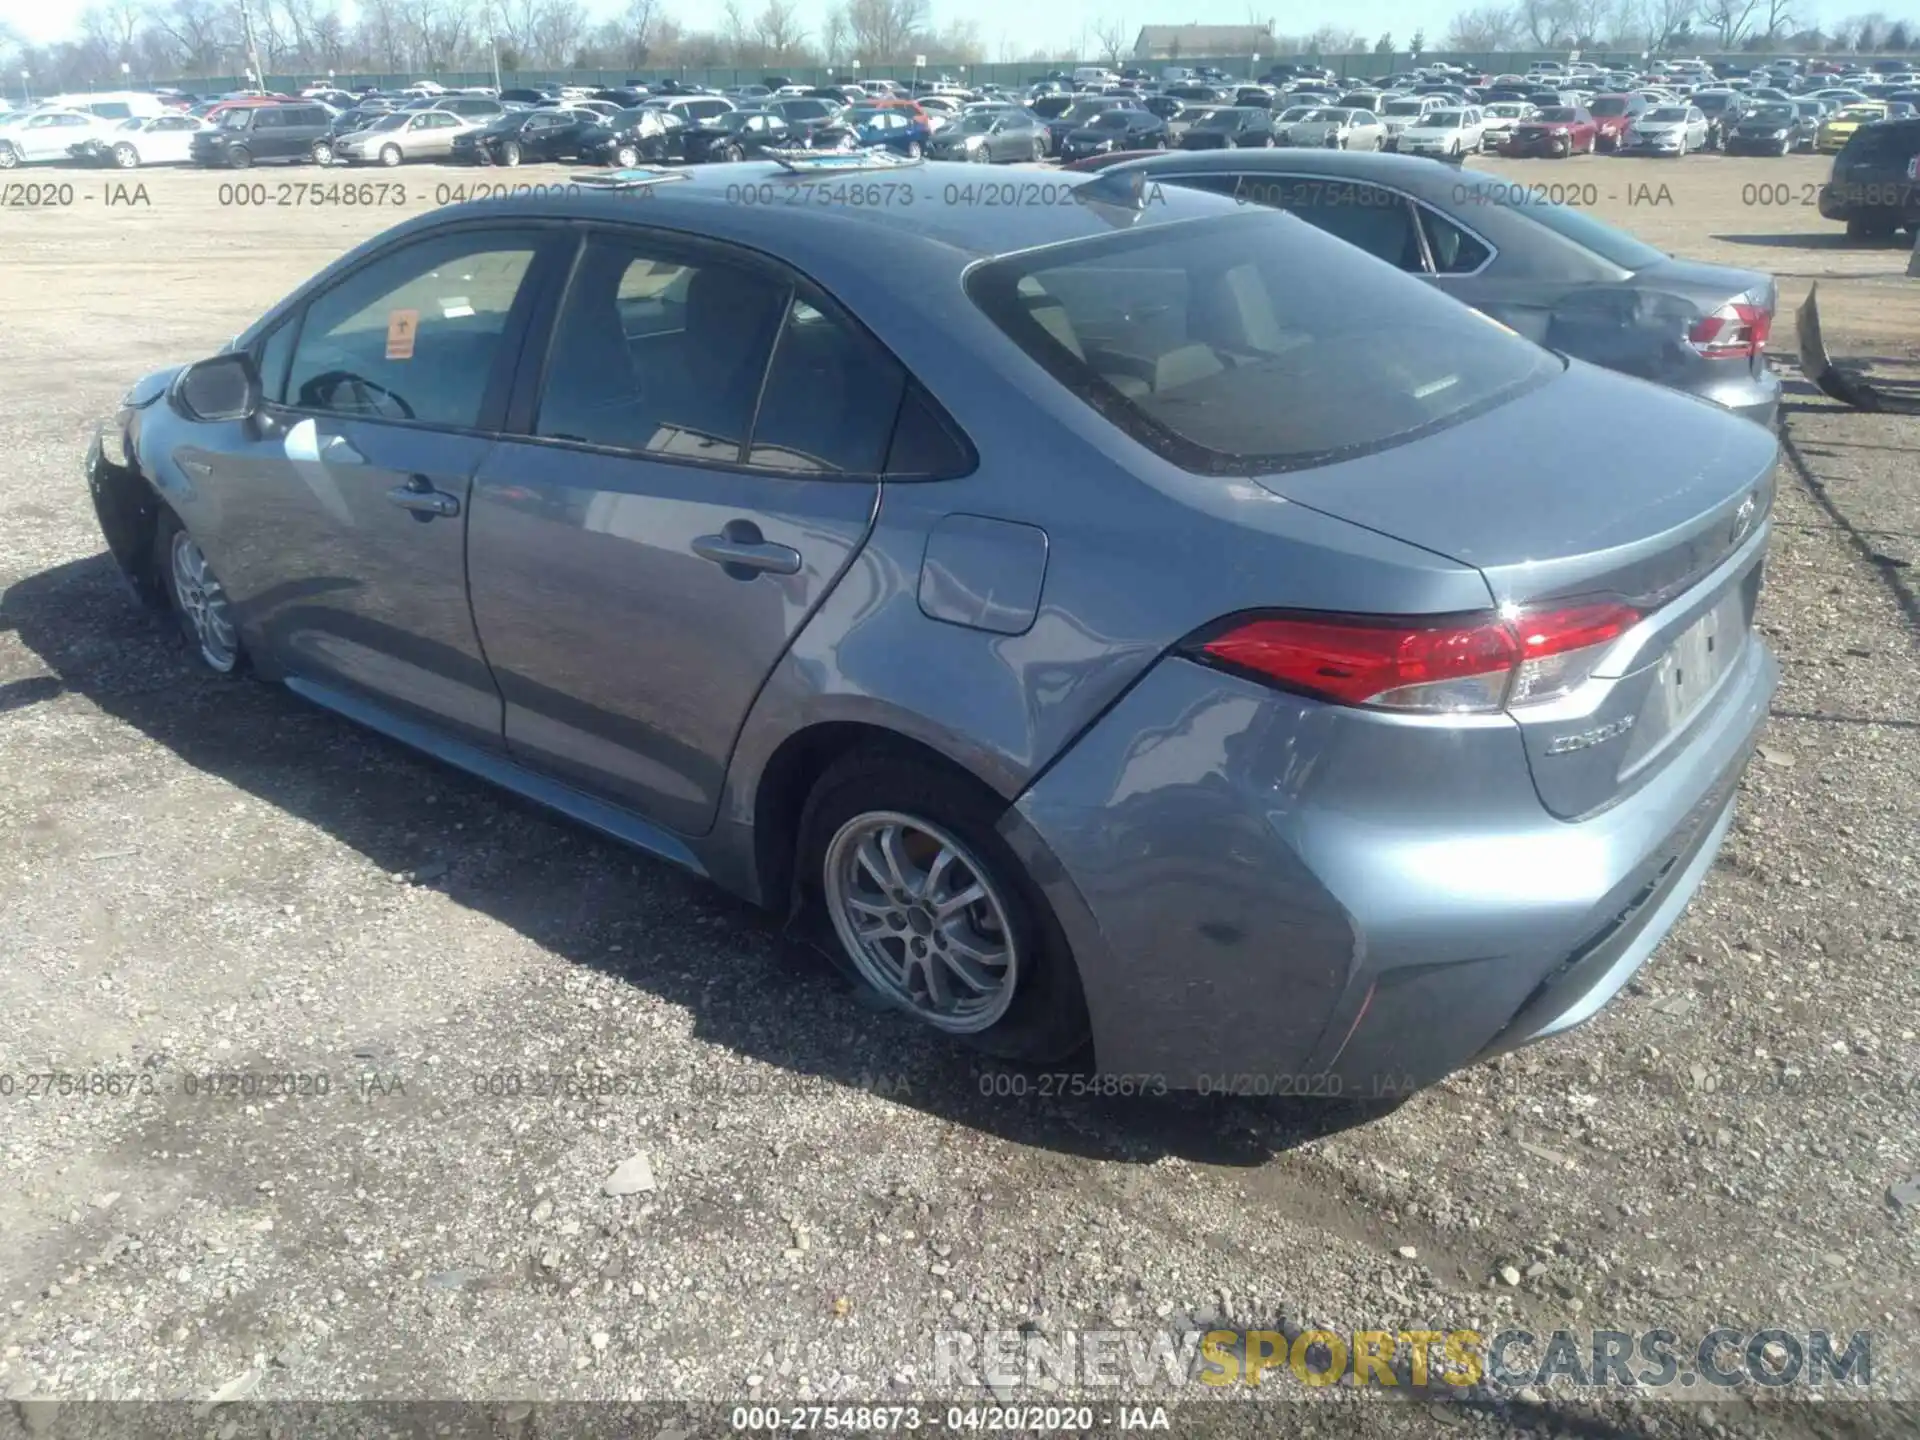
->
[693,524,802,578]
[386,476,461,521]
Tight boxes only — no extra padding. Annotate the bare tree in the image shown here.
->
[1090,16,1128,68]
[1700,0,1760,46]
[820,6,848,65]
[1446,4,1519,48]
[1758,0,1793,41]
[844,0,927,62]
[1518,0,1576,44]
[154,0,233,75]
[753,0,806,61]
[1633,0,1697,50]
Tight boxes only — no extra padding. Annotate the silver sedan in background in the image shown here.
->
[333,108,478,165]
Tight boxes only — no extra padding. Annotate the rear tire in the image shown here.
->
[0,143,18,169]
[311,139,334,165]
[798,752,1090,1065]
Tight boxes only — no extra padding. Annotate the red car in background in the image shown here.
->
[1504,105,1598,157]
[1586,94,1648,150]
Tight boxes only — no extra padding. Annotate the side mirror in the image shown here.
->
[174,351,261,424]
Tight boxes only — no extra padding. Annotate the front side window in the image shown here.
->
[967,211,1557,476]
[281,229,541,428]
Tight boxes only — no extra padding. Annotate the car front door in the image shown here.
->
[465,229,905,835]
[200,225,563,747]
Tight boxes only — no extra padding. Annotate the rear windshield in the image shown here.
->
[965,211,1559,476]
[1455,175,1666,269]
[1589,97,1629,115]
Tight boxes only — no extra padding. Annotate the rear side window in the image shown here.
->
[966,210,1558,476]
[1219,176,1425,272]
[1842,120,1920,162]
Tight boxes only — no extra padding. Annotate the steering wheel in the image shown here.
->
[296,370,417,422]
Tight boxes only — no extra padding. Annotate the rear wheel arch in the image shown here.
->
[751,721,1006,918]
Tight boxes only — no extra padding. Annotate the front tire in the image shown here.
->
[379,144,402,167]
[311,139,334,165]
[800,753,1090,1064]
[113,143,139,168]
[500,139,523,167]
[157,513,244,677]
[0,144,18,169]
[612,143,638,168]
[226,145,252,169]
[905,139,922,159]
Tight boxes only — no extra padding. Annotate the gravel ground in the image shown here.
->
[0,158,1916,1440]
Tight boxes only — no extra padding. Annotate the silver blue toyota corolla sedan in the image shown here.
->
[86,160,1779,1095]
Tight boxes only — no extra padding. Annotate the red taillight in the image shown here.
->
[1192,602,1642,714]
[1687,301,1772,359]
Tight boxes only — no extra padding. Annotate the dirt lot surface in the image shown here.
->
[1,154,1917,1440]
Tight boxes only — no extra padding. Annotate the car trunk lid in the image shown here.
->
[1254,362,1779,818]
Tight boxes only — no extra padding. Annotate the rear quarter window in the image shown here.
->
[966,209,1559,476]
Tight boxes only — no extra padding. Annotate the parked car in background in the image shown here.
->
[578,107,684,167]
[190,100,334,167]
[1477,101,1536,149]
[1378,93,1445,144]
[1505,105,1598,156]
[1040,96,1130,155]
[1177,106,1275,149]
[0,107,120,167]
[67,112,209,167]
[1725,102,1815,155]
[87,163,1779,1093]
[1101,149,1781,425]
[1058,108,1171,161]
[1818,116,1920,239]
[1586,93,1648,149]
[1818,102,1890,152]
[843,103,934,156]
[1397,106,1484,158]
[1276,107,1387,150]
[928,107,1046,162]
[680,108,802,162]
[1622,105,1710,155]
[451,107,603,166]
[332,108,475,166]
[764,96,841,142]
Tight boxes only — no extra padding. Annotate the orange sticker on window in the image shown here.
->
[385,308,420,361]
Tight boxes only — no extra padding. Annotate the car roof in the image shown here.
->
[1101,147,1532,204]
[410,160,1238,268]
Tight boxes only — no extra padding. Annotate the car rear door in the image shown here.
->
[465,228,900,836]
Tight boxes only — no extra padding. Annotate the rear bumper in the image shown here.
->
[1697,365,1782,428]
[1012,634,1777,1096]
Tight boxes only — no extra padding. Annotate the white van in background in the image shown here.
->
[40,91,169,121]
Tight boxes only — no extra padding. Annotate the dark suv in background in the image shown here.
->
[190,101,333,167]
[1819,118,1920,239]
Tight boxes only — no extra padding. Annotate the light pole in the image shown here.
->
[19,70,29,105]
[120,60,131,90]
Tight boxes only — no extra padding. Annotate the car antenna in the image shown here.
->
[759,147,924,173]
[568,166,690,190]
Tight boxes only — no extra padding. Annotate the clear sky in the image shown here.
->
[0,0,1858,58]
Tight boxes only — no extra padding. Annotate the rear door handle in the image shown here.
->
[693,526,802,577]
[386,477,461,520]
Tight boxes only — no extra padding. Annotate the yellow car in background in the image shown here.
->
[1817,103,1889,152]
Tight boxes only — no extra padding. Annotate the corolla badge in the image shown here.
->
[1545,714,1636,756]
[1731,493,1757,546]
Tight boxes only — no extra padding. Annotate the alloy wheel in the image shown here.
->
[822,811,1019,1034]
[169,530,239,674]
[113,144,139,168]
